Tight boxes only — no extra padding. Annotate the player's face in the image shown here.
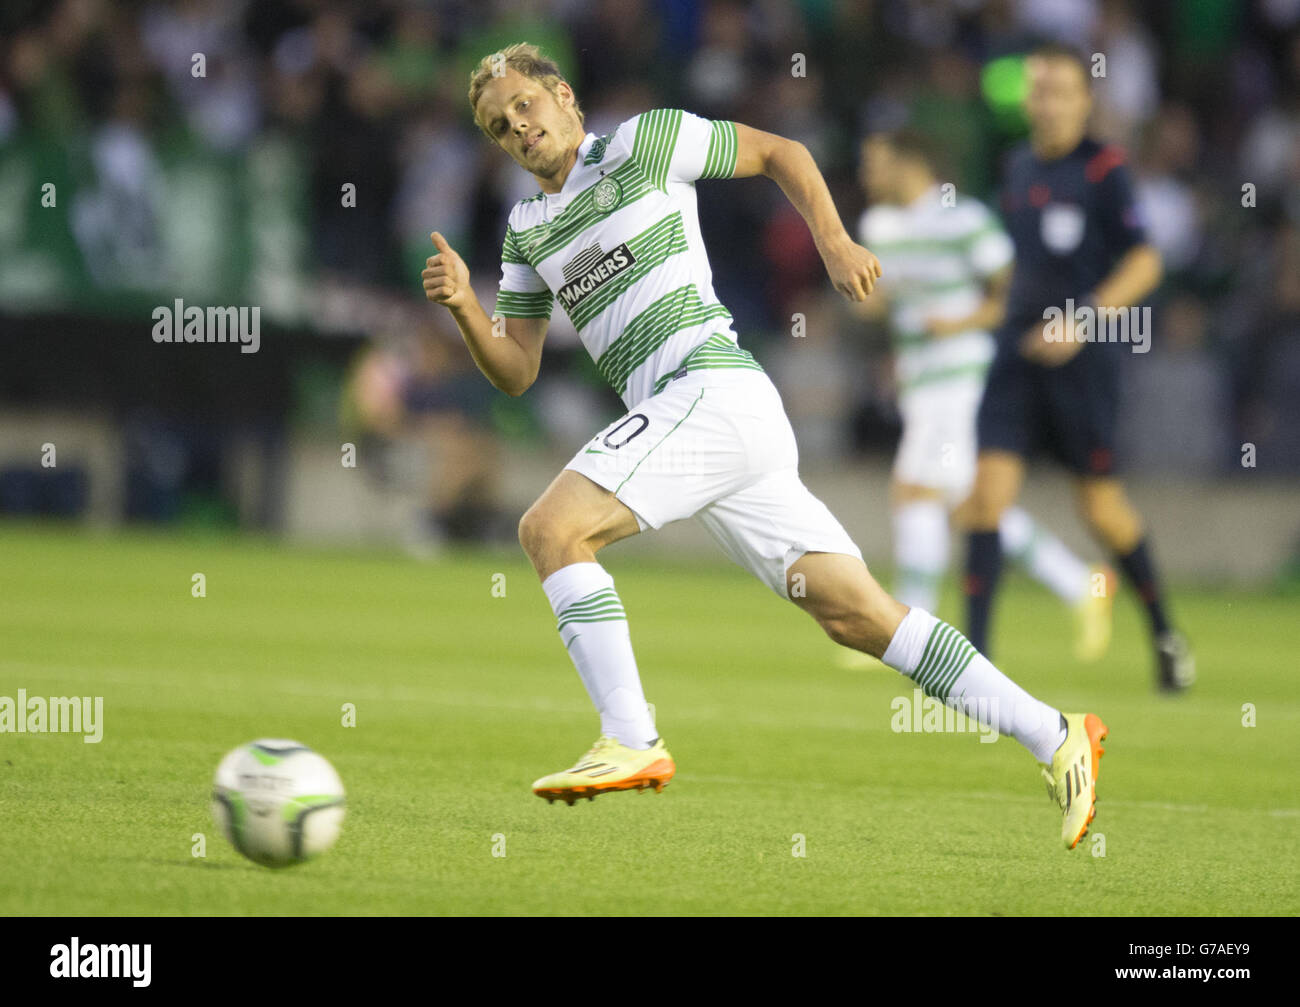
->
[475,68,582,182]
[861,137,898,203]
[1025,56,1092,152]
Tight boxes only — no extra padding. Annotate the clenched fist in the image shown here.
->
[423,231,470,310]
[821,234,883,301]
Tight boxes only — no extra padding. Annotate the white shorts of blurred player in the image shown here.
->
[891,378,985,507]
[565,367,862,598]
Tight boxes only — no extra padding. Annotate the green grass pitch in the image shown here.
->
[1,522,1296,916]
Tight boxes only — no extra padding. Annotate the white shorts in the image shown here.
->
[892,379,984,504]
[564,367,863,597]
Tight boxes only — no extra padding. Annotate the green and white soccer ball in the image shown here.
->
[211,739,346,868]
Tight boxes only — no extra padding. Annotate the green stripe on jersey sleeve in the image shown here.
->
[501,226,529,265]
[701,121,738,179]
[495,289,554,319]
[632,109,684,191]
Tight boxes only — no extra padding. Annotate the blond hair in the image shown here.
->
[467,43,583,137]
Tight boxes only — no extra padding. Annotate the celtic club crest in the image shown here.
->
[593,176,622,213]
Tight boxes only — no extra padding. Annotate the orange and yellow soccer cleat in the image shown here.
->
[1041,712,1108,850]
[532,735,675,805]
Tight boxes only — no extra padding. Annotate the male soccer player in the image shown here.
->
[424,43,1106,848]
[857,129,1113,661]
[962,43,1195,690]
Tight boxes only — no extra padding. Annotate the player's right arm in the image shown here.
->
[732,123,881,300]
[423,231,547,397]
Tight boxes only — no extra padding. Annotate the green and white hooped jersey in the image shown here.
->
[494,109,762,408]
[858,186,1013,395]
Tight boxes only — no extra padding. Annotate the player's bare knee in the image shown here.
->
[519,502,599,572]
[517,504,559,561]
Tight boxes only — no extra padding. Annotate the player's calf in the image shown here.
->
[788,551,908,657]
[1077,477,1194,689]
[1075,478,1142,553]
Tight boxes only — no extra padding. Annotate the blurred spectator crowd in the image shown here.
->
[3,0,1299,473]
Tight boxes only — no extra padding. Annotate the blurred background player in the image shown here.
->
[962,43,1194,691]
[855,129,1114,663]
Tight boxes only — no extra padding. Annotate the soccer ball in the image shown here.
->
[211,739,346,868]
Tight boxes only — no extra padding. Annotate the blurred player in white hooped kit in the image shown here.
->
[854,129,1115,664]
[423,43,1106,848]
[961,43,1195,692]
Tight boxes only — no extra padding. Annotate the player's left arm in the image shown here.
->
[732,123,882,301]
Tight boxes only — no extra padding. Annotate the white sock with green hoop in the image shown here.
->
[882,607,1067,764]
[541,562,657,750]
